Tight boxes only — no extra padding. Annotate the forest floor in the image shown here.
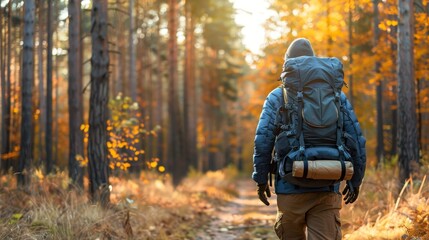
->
[194,179,277,240]
[0,166,428,239]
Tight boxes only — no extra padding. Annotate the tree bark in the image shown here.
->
[348,0,354,105]
[129,0,137,101]
[389,7,398,157]
[168,0,186,185]
[45,0,53,174]
[17,0,35,189]
[416,78,422,151]
[113,0,122,95]
[68,0,84,187]
[88,0,110,206]
[184,0,198,170]
[397,0,419,183]
[12,8,20,171]
[1,2,5,171]
[155,0,165,167]
[37,0,46,165]
[147,22,154,164]
[1,2,12,173]
[374,0,385,167]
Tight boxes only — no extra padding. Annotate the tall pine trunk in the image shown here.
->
[88,0,110,206]
[416,78,422,151]
[45,0,53,174]
[17,0,35,189]
[168,0,186,185]
[184,0,197,170]
[374,0,385,166]
[397,0,419,183]
[129,0,137,101]
[389,7,398,157]
[68,0,84,187]
[348,0,354,105]
[155,1,165,166]
[146,19,154,164]
[0,2,5,171]
[37,1,46,165]
[1,2,12,173]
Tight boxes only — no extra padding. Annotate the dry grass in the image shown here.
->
[0,167,238,240]
[1,164,428,240]
[342,166,429,240]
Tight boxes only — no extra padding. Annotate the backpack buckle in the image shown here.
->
[335,92,340,101]
[338,145,345,155]
[297,91,303,101]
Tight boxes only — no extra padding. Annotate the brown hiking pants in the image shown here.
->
[274,192,342,240]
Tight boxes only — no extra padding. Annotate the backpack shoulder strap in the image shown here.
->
[282,85,288,105]
[274,86,289,136]
[281,85,289,126]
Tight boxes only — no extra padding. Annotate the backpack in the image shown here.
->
[274,56,355,188]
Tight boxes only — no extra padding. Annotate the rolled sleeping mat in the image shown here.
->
[292,160,354,180]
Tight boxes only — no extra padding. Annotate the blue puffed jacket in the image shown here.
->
[252,87,366,194]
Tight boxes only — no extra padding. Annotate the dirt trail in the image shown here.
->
[195,179,278,240]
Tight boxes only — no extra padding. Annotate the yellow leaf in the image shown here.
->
[150,161,158,168]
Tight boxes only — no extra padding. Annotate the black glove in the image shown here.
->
[342,183,359,204]
[257,183,271,206]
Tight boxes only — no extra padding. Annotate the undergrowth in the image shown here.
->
[342,165,429,240]
[0,167,238,240]
[1,164,428,240]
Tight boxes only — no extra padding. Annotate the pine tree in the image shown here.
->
[88,0,110,206]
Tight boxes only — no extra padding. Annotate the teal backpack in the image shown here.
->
[274,56,356,188]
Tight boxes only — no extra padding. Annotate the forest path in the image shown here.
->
[195,179,278,240]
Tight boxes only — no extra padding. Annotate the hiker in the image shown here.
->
[252,38,366,239]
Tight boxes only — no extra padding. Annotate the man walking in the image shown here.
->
[252,38,366,239]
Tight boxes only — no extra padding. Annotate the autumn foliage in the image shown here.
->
[0,0,428,239]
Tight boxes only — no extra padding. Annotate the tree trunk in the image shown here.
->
[397,0,419,184]
[147,28,154,164]
[129,0,137,101]
[114,0,122,95]
[54,25,60,163]
[184,0,198,170]
[17,0,35,189]
[374,0,385,167]
[168,0,186,185]
[68,0,84,187]
[391,84,398,156]
[133,8,145,172]
[37,0,46,166]
[88,0,110,206]
[155,0,165,166]
[348,0,354,105]
[138,5,148,166]
[389,7,398,157]
[45,0,53,174]
[417,78,422,151]
[1,2,4,171]
[12,8,20,171]
[1,2,13,173]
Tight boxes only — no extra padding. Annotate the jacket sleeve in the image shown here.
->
[252,89,281,184]
[341,92,367,188]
